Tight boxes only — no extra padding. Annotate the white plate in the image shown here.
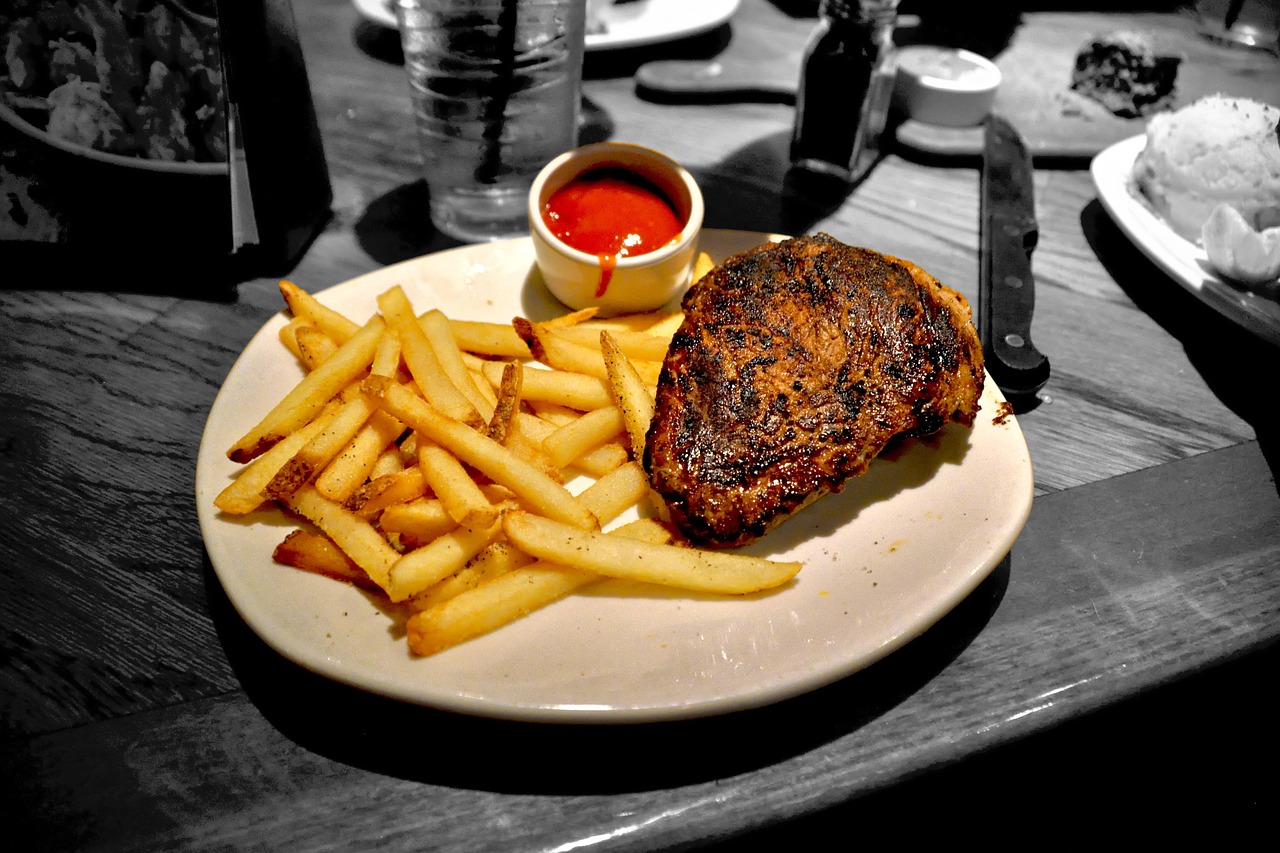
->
[1091,135,1280,346]
[195,229,1034,723]
[354,0,740,51]
[0,101,228,176]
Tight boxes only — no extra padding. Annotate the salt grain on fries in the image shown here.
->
[220,278,803,656]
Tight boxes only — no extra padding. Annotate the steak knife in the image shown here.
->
[980,114,1050,398]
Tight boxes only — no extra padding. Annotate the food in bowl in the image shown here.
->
[0,0,226,164]
[891,46,1000,128]
[1070,31,1180,118]
[1132,95,1280,245]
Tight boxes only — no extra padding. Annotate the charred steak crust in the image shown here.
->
[644,234,985,548]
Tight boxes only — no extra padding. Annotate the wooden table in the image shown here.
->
[4,1,1278,847]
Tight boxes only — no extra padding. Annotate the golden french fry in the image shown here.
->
[279,317,316,363]
[379,497,459,544]
[345,466,427,517]
[407,564,594,655]
[404,462,648,614]
[214,402,342,515]
[502,429,568,483]
[386,517,503,602]
[569,311,661,334]
[502,511,801,594]
[398,430,419,464]
[418,438,499,529]
[599,334,670,520]
[293,325,340,371]
[420,309,496,416]
[514,317,605,379]
[600,330,656,462]
[486,361,522,444]
[227,315,384,463]
[574,460,651,524]
[540,405,626,469]
[447,319,531,359]
[644,310,685,340]
[541,307,599,328]
[518,318,665,388]
[406,518,674,656]
[264,389,383,499]
[364,377,599,530]
[405,540,538,613]
[279,279,361,344]
[513,412,626,477]
[481,361,612,411]
[272,529,380,591]
[554,324,671,362]
[371,330,402,378]
[369,444,406,479]
[281,485,400,593]
[378,285,482,427]
[313,407,406,501]
[692,250,714,282]
[525,400,578,426]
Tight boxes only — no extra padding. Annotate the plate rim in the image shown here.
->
[1090,134,1280,346]
[0,100,229,176]
[196,229,1034,723]
[352,0,741,51]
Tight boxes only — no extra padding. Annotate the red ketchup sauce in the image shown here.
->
[541,168,684,297]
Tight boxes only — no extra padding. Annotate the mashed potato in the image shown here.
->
[1132,95,1280,242]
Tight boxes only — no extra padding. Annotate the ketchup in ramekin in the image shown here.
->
[541,168,683,297]
[528,142,704,313]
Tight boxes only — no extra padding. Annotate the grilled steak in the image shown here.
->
[644,234,985,548]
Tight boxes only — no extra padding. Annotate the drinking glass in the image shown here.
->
[394,0,586,242]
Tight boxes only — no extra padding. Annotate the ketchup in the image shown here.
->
[541,168,683,296]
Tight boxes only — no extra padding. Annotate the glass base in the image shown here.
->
[429,185,531,243]
[1194,1,1280,51]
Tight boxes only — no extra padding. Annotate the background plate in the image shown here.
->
[352,0,740,51]
[1091,135,1280,347]
[195,229,1034,723]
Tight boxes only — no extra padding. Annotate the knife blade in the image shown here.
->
[980,113,1050,398]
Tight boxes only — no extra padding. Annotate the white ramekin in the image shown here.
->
[528,142,704,313]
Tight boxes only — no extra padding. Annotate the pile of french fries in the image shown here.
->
[214,268,803,657]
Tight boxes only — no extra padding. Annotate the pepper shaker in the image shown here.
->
[790,0,901,183]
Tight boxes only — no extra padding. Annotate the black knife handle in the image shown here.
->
[980,218,1051,397]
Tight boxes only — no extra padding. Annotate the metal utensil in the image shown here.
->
[979,113,1050,398]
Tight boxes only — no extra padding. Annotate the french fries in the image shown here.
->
[273,529,379,590]
[215,276,804,658]
[600,330,655,461]
[480,360,613,411]
[279,280,360,344]
[407,517,674,656]
[515,317,663,388]
[227,316,384,463]
[362,376,599,531]
[502,511,801,594]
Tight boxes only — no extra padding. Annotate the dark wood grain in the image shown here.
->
[2,1,1279,848]
[8,442,1277,848]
